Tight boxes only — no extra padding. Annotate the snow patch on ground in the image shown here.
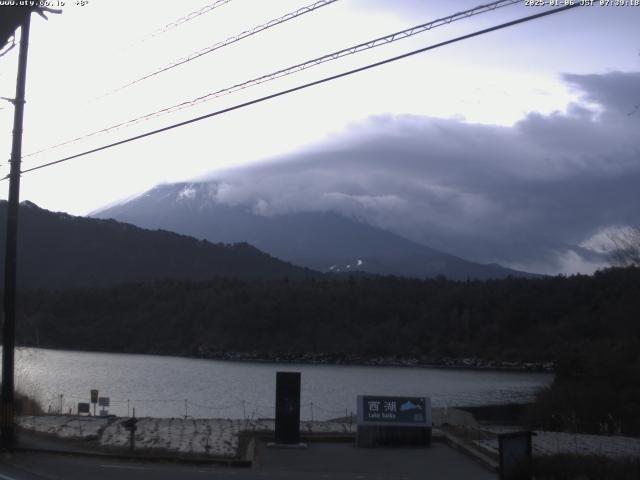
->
[17,416,109,440]
[18,416,355,458]
[474,430,640,460]
[101,418,241,457]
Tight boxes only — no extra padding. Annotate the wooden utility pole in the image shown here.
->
[1,12,31,451]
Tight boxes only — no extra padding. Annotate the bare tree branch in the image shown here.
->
[609,226,640,267]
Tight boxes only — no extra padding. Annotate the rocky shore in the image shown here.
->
[194,348,555,372]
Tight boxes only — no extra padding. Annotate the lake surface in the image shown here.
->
[11,348,553,420]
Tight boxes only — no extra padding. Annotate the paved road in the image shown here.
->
[256,442,497,479]
[0,442,497,479]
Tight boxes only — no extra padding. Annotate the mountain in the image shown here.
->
[93,182,537,280]
[0,201,316,290]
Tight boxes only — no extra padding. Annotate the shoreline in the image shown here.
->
[16,345,555,373]
[194,351,555,372]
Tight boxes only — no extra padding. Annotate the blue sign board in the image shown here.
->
[357,395,431,427]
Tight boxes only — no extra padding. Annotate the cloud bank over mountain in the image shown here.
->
[196,70,640,274]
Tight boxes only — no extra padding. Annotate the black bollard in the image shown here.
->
[122,417,138,453]
[274,372,301,445]
[499,431,533,480]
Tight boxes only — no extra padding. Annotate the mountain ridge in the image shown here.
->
[0,200,317,289]
[94,181,539,280]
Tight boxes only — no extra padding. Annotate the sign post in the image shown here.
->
[98,397,110,416]
[90,389,98,416]
[356,395,432,447]
[122,417,138,452]
[77,403,90,415]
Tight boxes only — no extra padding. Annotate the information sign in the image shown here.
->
[357,395,431,427]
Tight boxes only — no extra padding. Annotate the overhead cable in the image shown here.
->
[145,0,234,40]
[112,0,339,94]
[24,0,522,159]
[9,4,580,179]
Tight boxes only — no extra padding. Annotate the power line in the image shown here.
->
[110,0,339,95]
[24,0,522,160]
[10,4,580,180]
[101,1,234,70]
[144,0,234,40]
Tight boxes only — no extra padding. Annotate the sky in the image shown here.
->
[0,0,639,274]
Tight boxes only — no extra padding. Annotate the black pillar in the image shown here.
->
[499,431,533,480]
[274,371,301,444]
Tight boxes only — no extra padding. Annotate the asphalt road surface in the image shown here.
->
[0,442,497,479]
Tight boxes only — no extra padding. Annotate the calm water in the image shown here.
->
[11,348,552,420]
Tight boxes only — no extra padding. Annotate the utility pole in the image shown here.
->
[1,12,31,451]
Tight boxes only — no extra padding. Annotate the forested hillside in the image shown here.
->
[0,201,317,289]
[13,267,639,362]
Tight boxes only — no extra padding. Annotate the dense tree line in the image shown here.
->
[11,267,639,361]
[6,267,640,434]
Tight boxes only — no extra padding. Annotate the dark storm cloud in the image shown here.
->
[564,71,640,118]
[203,71,640,274]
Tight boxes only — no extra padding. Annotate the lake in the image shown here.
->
[12,348,553,420]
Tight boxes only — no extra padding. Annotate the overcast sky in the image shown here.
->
[1,0,639,274]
